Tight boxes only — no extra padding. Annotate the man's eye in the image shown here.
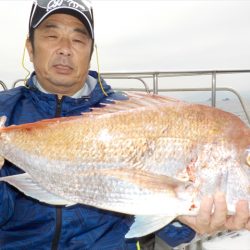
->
[48,35,57,38]
[73,39,84,43]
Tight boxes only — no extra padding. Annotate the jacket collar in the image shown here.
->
[25,71,113,116]
[28,72,97,99]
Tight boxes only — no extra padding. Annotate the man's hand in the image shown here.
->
[178,192,250,235]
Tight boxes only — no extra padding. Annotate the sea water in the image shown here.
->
[202,98,250,127]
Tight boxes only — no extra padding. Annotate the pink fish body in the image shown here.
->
[0,92,250,238]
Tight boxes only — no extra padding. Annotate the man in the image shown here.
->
[0,0,249,249]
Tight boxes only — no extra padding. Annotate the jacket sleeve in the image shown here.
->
[155,221,196,247]
[0,162,18,227]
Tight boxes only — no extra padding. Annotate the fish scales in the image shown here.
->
[0,93,249,183]
[0,107,183,163]
[0,103,240,161]
[0,92,250,237]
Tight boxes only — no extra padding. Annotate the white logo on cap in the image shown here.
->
[47,0,88,12]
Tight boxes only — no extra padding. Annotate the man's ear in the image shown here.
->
[26,37,34,63]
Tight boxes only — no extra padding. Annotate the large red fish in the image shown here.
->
[0,92,250,238]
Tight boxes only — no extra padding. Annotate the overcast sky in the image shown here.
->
[0,0,250,99]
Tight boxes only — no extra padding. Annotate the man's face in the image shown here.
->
[26,13,93,96]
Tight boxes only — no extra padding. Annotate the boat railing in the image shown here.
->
[5,69,250,125]
[101,69,250,125]
[0,80,7,91]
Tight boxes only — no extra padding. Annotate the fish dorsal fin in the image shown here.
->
[125,215,175,238]
[86,92,181,115]
[0,173,74,206]
[126,92,181,105]
[119,92,180,107]
[0,92,181,132]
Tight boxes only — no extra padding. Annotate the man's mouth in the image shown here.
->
[53,64,73,74]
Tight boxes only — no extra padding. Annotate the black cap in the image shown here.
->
[29,0,94,39]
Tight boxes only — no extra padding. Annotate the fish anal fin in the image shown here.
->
[125,215,175,238]
[0,173,74,206]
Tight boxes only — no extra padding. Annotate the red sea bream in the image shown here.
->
[0,92,250,238]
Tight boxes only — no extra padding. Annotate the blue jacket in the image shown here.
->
[0,71,195,250]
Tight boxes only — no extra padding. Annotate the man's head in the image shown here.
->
[26,0,95,97]
[29,0,94,47]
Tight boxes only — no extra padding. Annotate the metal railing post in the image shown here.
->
[211,71,217,107]
[153,72,159,94]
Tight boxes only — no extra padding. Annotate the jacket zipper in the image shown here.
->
[55,96,64,118]
[51,207,63,250]
[51,96,64,250]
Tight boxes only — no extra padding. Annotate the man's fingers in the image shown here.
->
[178,195,214,234]
[245,219,250,230]
[195,195,213,234]
[178,196,250,235]
[210,192,227,231]
[225,200,249,230]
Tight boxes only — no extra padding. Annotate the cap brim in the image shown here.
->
[30,5,94,39]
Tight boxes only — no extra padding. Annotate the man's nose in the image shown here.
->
[56,38,72,56]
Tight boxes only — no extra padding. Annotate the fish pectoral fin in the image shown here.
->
[0,173,75,206]
[103,168,186,192]
[125,215,175,238]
